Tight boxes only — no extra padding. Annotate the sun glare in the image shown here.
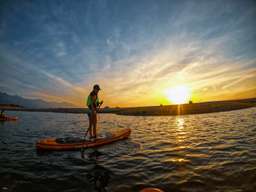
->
[166,85,191,104]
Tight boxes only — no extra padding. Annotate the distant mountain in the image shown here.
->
[0,92,75,108]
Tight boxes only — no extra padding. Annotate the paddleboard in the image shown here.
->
[36,128,131,151]
[0,116,18,121]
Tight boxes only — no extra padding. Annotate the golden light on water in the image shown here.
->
[165,85,191,104]
[176,118,185,130]
[176,117,186,142]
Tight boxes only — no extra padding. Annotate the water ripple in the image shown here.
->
[0,108,256,191]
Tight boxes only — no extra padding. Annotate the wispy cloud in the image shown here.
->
[0,0,255,106]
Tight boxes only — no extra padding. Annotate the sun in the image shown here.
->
[165,85,191,104]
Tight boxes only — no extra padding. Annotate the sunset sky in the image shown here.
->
[0,0,256,107]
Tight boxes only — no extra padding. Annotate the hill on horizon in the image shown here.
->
[0,92,75,108]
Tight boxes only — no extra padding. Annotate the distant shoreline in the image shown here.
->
[1,98,256,116]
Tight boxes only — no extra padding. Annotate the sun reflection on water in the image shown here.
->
[175,117,187,143]
[176,117,185,130]
[166,116,191,164]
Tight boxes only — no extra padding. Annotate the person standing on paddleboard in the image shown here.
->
[86,84,103,140]
[0,109,5,118]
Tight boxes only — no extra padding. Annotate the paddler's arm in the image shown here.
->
[96,99,103,112]
[87,95,96,114]
[92,104,97,114]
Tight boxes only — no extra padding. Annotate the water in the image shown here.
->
[0,108,256,192]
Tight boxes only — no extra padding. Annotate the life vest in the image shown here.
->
[87,91,100,109]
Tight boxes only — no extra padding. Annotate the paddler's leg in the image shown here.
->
[92,112,97,138]
[88,112,93,138]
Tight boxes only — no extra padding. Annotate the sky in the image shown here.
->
[0,0,256,107]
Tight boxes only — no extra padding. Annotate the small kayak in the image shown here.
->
[0,116,18,121]
[36,128,131,151]
[140,188,164,192]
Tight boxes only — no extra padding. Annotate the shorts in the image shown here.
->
[87,109,92,117]
[87,109,96,118]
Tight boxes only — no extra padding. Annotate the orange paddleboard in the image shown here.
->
[36,128,131,151]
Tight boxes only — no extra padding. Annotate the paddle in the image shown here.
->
[81,101,103,157]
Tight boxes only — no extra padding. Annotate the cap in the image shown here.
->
[93,84,101,90]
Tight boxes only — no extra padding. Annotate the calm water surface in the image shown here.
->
[0,108,256,192]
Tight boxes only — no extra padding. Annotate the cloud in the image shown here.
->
[0,0,255,106]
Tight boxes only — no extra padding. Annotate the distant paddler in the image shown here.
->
[0,109,5,118]
[0,109,18,121]
[86,84,103,140]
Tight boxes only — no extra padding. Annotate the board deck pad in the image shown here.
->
[36,128,131,151]
[55,132,112,144]
[56,137,85,144]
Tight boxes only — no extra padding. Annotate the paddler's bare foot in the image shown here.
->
[89,136,96,141]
